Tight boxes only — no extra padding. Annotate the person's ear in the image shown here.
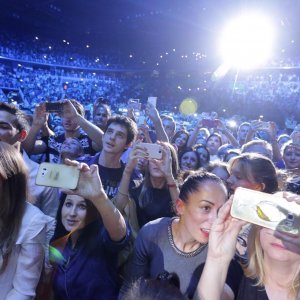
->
[175,198,185,216]
[253,182,265,192]
[19,130,28,142]
[259,183,266,192]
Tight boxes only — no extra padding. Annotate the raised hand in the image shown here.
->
[125,141,148,172]
[152,142,173,179]
[62,159,106,203]
[32,103,48,128]
[273,191,300,254]
[145,102,160,123]
[207,199,246,261]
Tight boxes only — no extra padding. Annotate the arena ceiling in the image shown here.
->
[1,0,299,58]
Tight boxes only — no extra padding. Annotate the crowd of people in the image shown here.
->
[0,34,299,300]
[0,92,299,299]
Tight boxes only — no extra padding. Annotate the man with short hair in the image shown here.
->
[22,99,103,163]
[0,102,59,217]
[88,115,139,199]
[237,122,251,146]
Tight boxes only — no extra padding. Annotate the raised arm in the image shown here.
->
[63,160,126,241]
[21,103,48,154]
[194,200,245,300]
[155,142,179,203]
[114,142,148,212]
[218,121,239,148]
[145,103,169,142]
[187,119,203,148]
[63,100,104,151]
[269,122,282,162]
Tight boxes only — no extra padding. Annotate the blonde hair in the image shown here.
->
[245,226,300,299]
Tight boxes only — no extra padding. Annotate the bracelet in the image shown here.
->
[117,188,128,197]
[167,183,177,188]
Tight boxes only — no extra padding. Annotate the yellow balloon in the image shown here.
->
[179,98,198,115]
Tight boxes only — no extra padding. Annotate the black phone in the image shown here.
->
[45,102,63,113]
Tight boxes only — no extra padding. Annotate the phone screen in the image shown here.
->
[45,102,62,113]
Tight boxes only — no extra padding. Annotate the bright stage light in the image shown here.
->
[219,12,275,69]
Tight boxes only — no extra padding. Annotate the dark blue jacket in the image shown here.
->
[53,220,131,300]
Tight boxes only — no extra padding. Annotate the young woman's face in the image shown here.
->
[206,136,221,155]
[180,151,198,171]
[61,195,87,232]
[227,161,261,193]
[259,228,300,263]
[174,133,188,149]
[196,147,209,165]
[178,181,227,244]
[148,159,164,178]
[283,145,300,169]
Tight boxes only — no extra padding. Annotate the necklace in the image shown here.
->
[167,219,207,258]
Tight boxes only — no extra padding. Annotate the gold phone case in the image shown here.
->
[36,162,80,189]
[231,187,300,236]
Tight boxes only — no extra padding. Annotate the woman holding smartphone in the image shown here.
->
[114,141,179,232]
[50,161,131,300]
[196,193,300,300]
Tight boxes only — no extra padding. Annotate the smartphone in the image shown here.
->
[36,162,80,189]
[147,97,157,108]
[140,143,162,160]
[202,119,220,128]
[45,102,63,113]
[258,121,271,131]
[128,99,141,110]
[231,187,300,236]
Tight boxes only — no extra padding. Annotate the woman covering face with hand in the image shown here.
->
[50,160,131,300]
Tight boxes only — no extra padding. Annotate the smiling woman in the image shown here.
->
[48,161,131,300]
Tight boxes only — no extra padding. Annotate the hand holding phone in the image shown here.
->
[128,99,141,111]
[45,102,63,113]
[36,162,80,189]
[147,97,157,108]
[140,143,162,160]
[231,187,300,236]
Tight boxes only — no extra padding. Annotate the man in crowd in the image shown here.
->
[0,102,59,217]
[88,115,139,199]
[22,99,103,163]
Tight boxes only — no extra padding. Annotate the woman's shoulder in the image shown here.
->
[138,217,172,238]
[16,202,56,244]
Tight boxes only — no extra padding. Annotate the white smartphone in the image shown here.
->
[140,143,162,160]
[36,162,80,189]
[231,187,300,236]
[147,96,157,107]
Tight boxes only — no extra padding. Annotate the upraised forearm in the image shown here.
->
[77,115,104,148]
[90,192,127,241]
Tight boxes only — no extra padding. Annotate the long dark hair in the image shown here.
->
[51,193,99,243]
